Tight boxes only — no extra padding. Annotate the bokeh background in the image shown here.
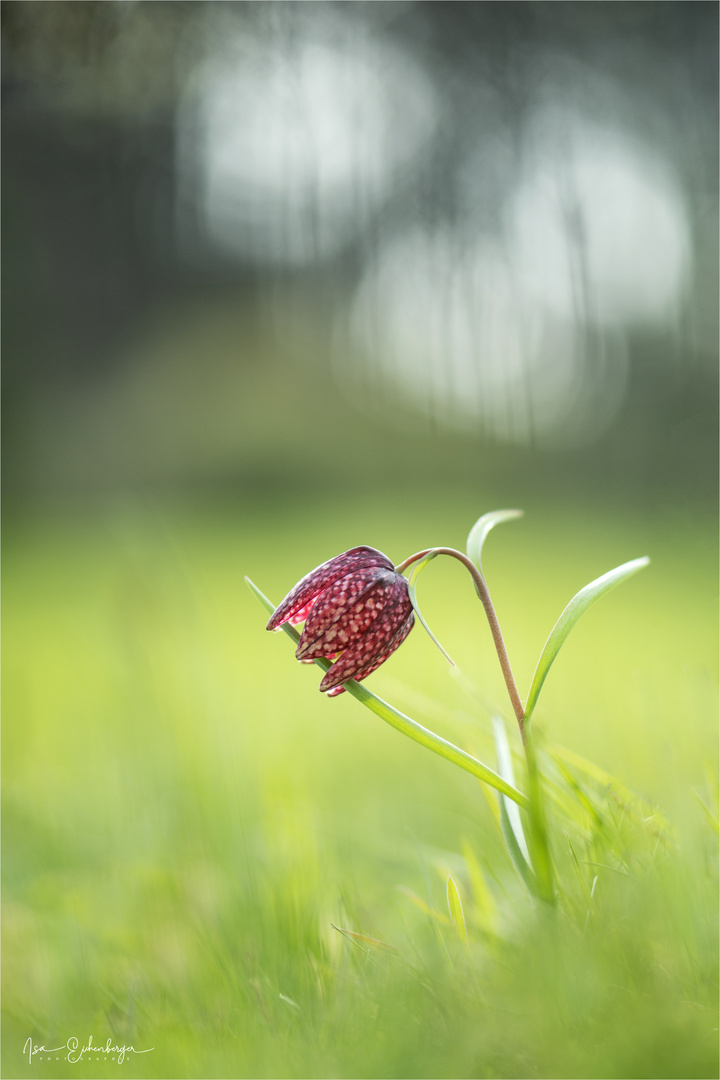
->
[3,3,718,1078]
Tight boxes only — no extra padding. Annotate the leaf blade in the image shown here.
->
[406,551,456,666]
[466,509,524,576]
[446,874,468,945]
[499,798,538,895]
[331,925,399,951]
[524,557,650,721]
[491,716,537,894]
[396,886,451,926]
[492,716,532,865]
[524,730,555,904]
[246,577,530,808]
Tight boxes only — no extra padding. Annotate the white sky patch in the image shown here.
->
[348,229,607,444]
[347,116,689,445]
[508,109,690,326]
[347,227,630,446]
[178,32,437,266]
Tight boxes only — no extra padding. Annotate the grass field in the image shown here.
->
[3,489,718,1079]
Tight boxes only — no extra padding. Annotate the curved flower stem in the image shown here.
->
[396,547,526,745]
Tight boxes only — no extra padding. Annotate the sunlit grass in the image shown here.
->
[3,490,717,1078]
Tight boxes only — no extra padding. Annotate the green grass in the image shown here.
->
[3,490,718,1078]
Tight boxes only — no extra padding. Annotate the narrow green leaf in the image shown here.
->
[524,556,650,722]
[492,716,532,867]
[551,744,673,840]
[396,886,451,926]
[499,799,538,895]
[246,577,529,809]
[486,719,536,893]
[337,685,530,806]
[524,730,555,904]
[565,834,594,907]
[406,551,456,666]
[466,509,524,576]
[550,743,642,803]
[330,925,399,951]
[461,840,497,928]
[694,792,720,835]
[446,875,468,945]
[553,757,604,828]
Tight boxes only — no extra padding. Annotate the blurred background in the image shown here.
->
[2,0,718,498]
[3,4,718,1078]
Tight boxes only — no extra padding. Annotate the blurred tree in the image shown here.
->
[2,1,717,497]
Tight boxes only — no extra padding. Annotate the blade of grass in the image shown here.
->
[553,757,604,829]
[499,799,538,895]
[247,577,529,809]
[492,716,531,864]
[446,875,469,945]
[566,834,594,908]
[524,557,650,721]
[461,841,497,930]
[550,743,672,837]
[406,551,456,666]
[466,509,524,578]
[524,731,555,905]
[331,926,399,951]
[396,886,451,926]
[694,793,720,835]
[491,715,539,895]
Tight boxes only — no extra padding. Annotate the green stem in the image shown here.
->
[397,548,526,745]
[396,548,552,900]
[342,679,529,809]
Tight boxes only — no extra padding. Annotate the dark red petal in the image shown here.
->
[287,599,316,627]
[323,612,415,695]
[318,579,413,693]
[295,568,398,660]
[266,547,393,631]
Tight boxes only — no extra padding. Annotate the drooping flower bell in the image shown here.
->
[266,546,415,695]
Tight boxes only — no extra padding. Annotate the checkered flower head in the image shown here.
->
[266,546,415,695]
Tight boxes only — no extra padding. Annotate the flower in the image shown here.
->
[266,546,415,695]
